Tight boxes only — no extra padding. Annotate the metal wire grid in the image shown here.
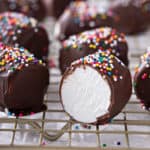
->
[0,0,149,149]
[0,54,150,150]
[0,16,150,148]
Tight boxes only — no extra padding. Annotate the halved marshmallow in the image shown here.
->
[61,65,111,123]
[60,51,132,125]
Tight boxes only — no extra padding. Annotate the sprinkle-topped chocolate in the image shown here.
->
[0,43,43,75]
[63,27,127,59]
[72,50,124,82]
[55,1,114,40]
[134,49,150,111]
[0,0,46,21]
[135,50,150,74]
[0,12,49,62]
[141,50,150,65]
[0,12,37,42]
[0,43,49,115]
[59,27,128,74]
[60,50,132,124]
[67,1,105,25]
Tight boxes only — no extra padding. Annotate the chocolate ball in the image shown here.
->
[134,50,150,111]
[55,1,114,40]
[0,44,49,115]
[0,12,49,63]
[0,0,46,21]
[60,50,132,125]
[59,27,128,74]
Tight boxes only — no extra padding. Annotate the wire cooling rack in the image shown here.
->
[0,0,150,148]
[0,52,150,150]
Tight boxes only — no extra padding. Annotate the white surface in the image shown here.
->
[61,65,111,123]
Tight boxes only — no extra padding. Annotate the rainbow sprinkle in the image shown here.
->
[135,50,150,76]
[0,43,44,74]
[72,50,124,82]
[66,1,110,27]
[0,0,43,17]
[63,27,127,58]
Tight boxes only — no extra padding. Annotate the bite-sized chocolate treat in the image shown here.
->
[109,0,149,34]
[60,51,132,125]
[0,12,49,63]
[55,1,114,40]
[0,0,46,21]
[134,50,150,111]
[59,27,128,74]
[0,44,49,115]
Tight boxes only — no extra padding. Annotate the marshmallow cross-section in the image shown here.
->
[60,50,132,125]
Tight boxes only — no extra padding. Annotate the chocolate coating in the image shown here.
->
[0,12,49,63]
[0,0,46,21]
[45,0,84,19]
[134,51,150,110]
[60,51,132,125]
[59,27,128,74]
[55,1,114,40]
[109,0,150,34]
[0,44,49,115]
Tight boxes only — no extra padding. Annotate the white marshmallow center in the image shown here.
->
[61,65,111,123]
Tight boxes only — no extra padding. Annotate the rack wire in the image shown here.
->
[0,0,150,147]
